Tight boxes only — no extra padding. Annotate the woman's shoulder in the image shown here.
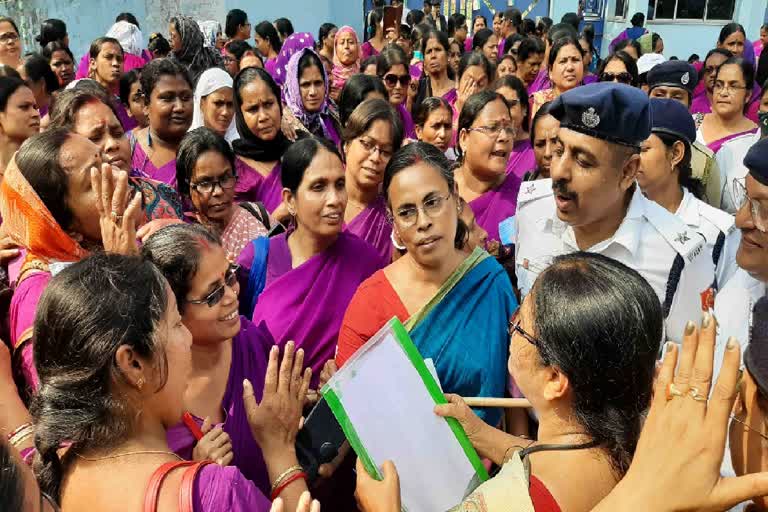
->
[338,232,389,266]
[529,475,563,512]
[194,464,270,511]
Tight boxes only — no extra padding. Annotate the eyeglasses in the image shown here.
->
[508,311,543,347]
[730,370,768,441]
[0,32,18,45]
[714,82,747,94]
[392,193,452,228]
[357,138,393,159]
[468,123,516,139]
[383,73,411,88]
[506,99,522,107]
[600,72,633,85]
[190,173,236,195]
[734,178,768,232]
[187,264,240,307]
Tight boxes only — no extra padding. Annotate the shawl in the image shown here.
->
[272,32,316,87]
[171,15,224,84]
[284,47,340,144]
[331,26,361,93]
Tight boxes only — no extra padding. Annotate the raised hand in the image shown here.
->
[192,417,234,466]
[91,163,141,255]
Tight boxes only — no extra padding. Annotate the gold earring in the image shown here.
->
[136,377,145,391]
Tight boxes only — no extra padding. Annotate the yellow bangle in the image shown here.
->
[270,464,303,493]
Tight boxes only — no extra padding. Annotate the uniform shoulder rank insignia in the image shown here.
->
[582,107,600,128]
[674,232,690,245]
[644,199,705,263]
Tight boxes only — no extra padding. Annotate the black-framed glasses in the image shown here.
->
[383,73,411,88]
[508,311,542,347]
[187,264,240,307]
[190,173,236,195]
[600,72,633,85]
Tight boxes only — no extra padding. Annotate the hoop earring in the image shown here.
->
[390,230,406,251]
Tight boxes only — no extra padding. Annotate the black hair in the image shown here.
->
[21,53,60,95]
[654,131,704,199]
[0,440,24,512]
[141,223,221,313]
[651,33,663,52]
[31,253,169,502]
[296,50,324,84]
[115,12,140,29]
[377,44,409,76]
[89,37,124,60]
[234,66,282,115]
[472,15,487,30]
[504,34,524,55]
[561,12,581,32]
[15,128,74,229]
[546,22,579,45]
[758,51,768,91]
[119,68,142,105]
[421,27,450,55]
[226,40,254,61]
[705,47,733,64]
[719,23,746,45]
[458,51,493,84]
[687,53,700,63]
[715,56,755,100]
[614,38,641,58]
[472,28,496,52]
[413,95,452,126]
[366,8,384,40]
[456,90,510,159]
[140,58,193,105]
[342,97,404,150]
[148,33,171,57]
[503,8,523,31]
[318,23,337,47]
[176,127,236,198]
[0,66,20,80]
[406,10,426,28]
[448,13,467,37]
[521,18,536,37]
[492,74,530,129]
[400,24,412,42]
[0,17,19,36]
[338,74,388,126]
[0,76,26,112]
[548,36,584,69]
[536,17,553,38]
[281,136,342,193]
[360,55,379,73]
[255,21,282,53]
[48,87,120,132]
[410,22,429,51]
[42,41,74,64]
[225,9,249,38]
[530,100,555,141]
[275,18,294,40]
[630,12,645,27]
[517,36,546,63]
[597,51,639,86]
[531,251,662,478]
[35,19,67,47]
[383,141,468,249]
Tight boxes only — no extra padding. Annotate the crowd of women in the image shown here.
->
[0,4,767,512]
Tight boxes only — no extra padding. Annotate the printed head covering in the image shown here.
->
[106,20,143,56]
[284,47,334,139]
[273,32,315,87]
[192,67,238,143]
[171,15,224,84]
[331,26,361,93]
[198,20,221,49]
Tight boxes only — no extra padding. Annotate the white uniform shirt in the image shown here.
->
[676,187,740,291]
[513,179,715,344]
[715,131,760,214]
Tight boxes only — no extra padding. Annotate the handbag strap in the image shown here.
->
[179,460,214,512]
[144,461,197,512]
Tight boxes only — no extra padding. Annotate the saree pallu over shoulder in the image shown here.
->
[344,195,392,262]
[234,158,283,213]
[406,248,517,425]
[468,172,522,244]
[249,232,385,386]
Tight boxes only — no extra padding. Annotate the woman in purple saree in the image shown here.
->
[493,75,535,178]
[377,45,417,139]
[238,137,385,386]
[455,91,521,247]
[29,253,314,511]
[142,224,274,494]
[232,67,291,218]
[342,99,404,261]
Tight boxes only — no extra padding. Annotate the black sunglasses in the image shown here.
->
[600,72,633,85]
[187,264,240,307]
[383,73,411,88]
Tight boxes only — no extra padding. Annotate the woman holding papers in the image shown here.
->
[336,142,517,426]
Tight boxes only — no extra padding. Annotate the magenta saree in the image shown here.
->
[468,173,522,244]
[234,158,283,213]
[131,140,178,186]
[344,195,392,262]
[506,139,536,179]
[192,464,271,510]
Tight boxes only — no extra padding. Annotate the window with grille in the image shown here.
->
[647,0,735,21]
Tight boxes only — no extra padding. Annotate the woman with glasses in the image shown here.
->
[342,99,404,261]
[695,57,757,154]
[337,142,515,425]
[0,17,22,69]
[597,51,638,87]
[455,91,520,248]
[492,76,533,179]
[177,128,269,262]
[141,223,275,493]
[377,45,416,139]
[240,136,384,386]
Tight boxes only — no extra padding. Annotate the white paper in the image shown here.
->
[326,323,481,511]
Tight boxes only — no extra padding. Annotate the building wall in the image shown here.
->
[0,0,362,59]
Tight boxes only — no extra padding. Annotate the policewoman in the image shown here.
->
[513,82,715,344]
[638,98,740,298]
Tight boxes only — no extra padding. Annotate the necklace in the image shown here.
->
[74,450,184,462]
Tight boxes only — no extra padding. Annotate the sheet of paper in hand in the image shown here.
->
[322,317,488,511]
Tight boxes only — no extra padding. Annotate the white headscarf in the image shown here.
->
[106,21,143,56]
[191,68,238,143]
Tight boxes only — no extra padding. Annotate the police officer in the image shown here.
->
[648,60,724,208]
[638,98,740,295]
[513,82,714,344]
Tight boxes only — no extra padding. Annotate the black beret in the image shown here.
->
[743,137,768,187]
[649,98,696,144]
[648,60,699,95]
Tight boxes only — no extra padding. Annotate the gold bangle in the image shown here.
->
[270,464,303,493]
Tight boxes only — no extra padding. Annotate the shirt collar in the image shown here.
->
[675,187,699,227]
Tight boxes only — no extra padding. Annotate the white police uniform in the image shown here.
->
[513,179,716,344]
[715,131,760,214]
[676,187,741,293]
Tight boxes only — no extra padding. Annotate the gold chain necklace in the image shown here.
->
[74,450,184,462]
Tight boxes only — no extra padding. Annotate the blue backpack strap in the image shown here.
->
[245,236,270,317]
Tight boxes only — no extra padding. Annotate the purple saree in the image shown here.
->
[706,129,758,154]
[506,139,536,179]
[468,173,522,244]
[234,158,283,213]
[396,103,417,139]
[344,195,392,262]
[167,317,272,493]
[193,464,271,511]
[244,231,385,386]
[130,139,178,186]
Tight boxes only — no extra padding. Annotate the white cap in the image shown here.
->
[637,53,667,75]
